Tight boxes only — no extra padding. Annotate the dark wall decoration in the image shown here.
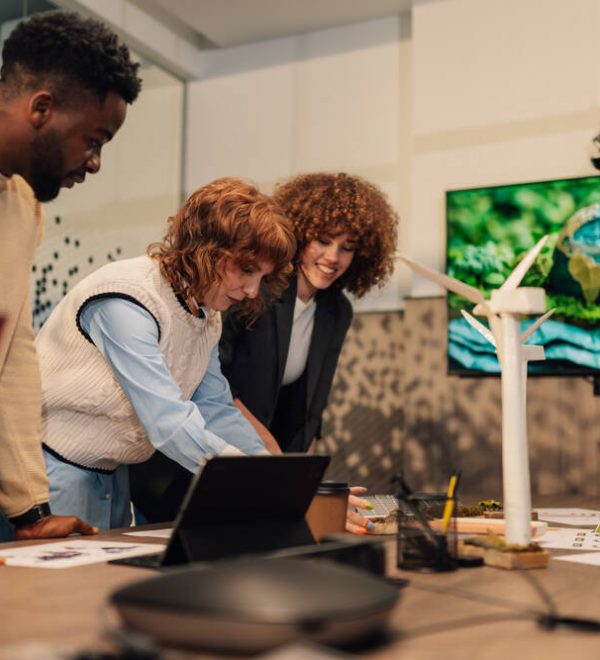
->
[32,215,125,329]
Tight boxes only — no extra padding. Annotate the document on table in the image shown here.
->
[124,528,172,539]
[538,527,600,551]
[0,540,164,569]
[535,508,600,527]
[554,553,600,567]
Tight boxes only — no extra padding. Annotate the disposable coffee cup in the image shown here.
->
[305,481,350,541]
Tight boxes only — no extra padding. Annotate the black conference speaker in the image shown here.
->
[111,557,400,653]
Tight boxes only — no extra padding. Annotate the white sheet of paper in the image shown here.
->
[124,528,172,539]
[535,508,600,527]
[554,552,600,567]
[537,527,600,551]
[1,540,164,569]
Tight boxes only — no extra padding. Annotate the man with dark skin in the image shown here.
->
[0,10,141,541]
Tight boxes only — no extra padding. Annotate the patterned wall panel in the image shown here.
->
[321,297,599,497]
[320,312,405,493]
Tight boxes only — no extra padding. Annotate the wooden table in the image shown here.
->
[2,501,600,659]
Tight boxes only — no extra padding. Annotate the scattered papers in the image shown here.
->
[537,528,600,551]
[535,508,600,527]
[124,528,172,539]
[554,552,600,567]
[1,540,164,569]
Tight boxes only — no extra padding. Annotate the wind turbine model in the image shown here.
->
[400,237,554,545]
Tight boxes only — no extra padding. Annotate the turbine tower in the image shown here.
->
[400,237,554,545]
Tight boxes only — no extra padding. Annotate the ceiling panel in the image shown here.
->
[132,0,411,48]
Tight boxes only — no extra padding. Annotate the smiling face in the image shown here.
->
[202,257,274,312]
[28,90,127,202]
[297,231,356,302]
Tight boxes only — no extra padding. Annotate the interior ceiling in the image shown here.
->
[131,0,412,49]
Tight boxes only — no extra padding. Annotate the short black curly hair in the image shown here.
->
[1,10,141,104]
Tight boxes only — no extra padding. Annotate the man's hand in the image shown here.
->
[15,515,98,540]
[345,486,375,534]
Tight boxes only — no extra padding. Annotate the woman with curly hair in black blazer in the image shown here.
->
[220,172,398,533]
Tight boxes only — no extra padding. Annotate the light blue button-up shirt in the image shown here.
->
[79,296,267,473]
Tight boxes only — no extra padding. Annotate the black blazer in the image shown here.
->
[219,275,353,452]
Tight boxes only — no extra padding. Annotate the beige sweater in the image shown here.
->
[37,256,221,470]
[0,173,49,518]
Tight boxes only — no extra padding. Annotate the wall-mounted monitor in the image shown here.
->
[446,175,600,377]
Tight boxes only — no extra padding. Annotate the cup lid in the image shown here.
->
[317,481,349,494]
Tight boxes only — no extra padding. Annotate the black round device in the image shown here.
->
[111,557,400,653]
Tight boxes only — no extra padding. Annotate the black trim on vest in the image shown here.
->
[42,443,117,475]
[76,293,162,344]
[175,292,205,318]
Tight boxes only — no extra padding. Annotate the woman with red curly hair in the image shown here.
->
[35,177,295,529]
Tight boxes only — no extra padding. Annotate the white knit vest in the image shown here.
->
[36,256,221,470]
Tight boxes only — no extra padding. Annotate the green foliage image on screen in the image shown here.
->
[446,175,600,375]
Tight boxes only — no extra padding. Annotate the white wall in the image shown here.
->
[49,0,600,308]
[186,15,412,311]
[410,0,600,296]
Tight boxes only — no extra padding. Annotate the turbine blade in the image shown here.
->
[461,310,496,347]
[501,235,548,291]
[399,255,488,307]
[521,308,555,342]
[472,303,490,316]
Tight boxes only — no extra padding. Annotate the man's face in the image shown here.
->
[29,90,127,202]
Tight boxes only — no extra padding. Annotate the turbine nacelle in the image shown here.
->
[488,288,546,316]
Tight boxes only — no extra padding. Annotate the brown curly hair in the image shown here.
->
[148,177,296,321]
[273,172,398,297]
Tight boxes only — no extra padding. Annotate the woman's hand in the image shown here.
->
[233,398,282,454]
[345,486,375,534]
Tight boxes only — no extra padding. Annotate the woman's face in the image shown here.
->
[203,257,274,311]
[298,231,356,300]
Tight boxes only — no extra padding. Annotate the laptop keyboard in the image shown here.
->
[360,494,402,519]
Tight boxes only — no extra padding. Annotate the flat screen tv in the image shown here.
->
[446,175,600,377]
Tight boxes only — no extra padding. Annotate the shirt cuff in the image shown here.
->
[218,444,247,457]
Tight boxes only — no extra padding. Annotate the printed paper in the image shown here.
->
[1,539,163,569]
